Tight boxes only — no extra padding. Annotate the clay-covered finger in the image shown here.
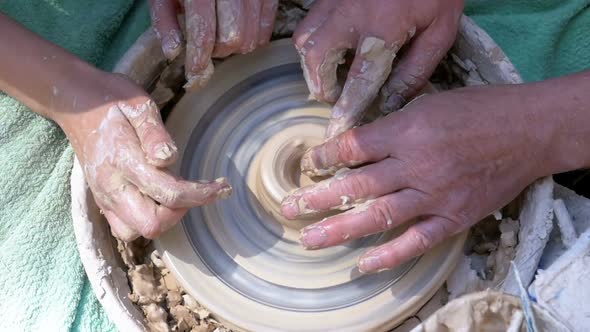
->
[257,0,278,46]
[325,36,398,139]
[117,100,178,168]
[380,24,457,113]
[104,210,140,242]
[299,122,389,177]
[358,216,464,273]
[298,190,427,249]
[293,0,339,47]
[294,11,358,103]
[212,0,245,58]
[184,0,216,91]
[282,158,407,219]
[109,184,188,239]
[120,155,233,208]
[239,0,262,54]
[150,0,183,60]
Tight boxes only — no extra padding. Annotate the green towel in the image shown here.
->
[465,0,590,81]
[1,1,589,331]
[0,1,148,331]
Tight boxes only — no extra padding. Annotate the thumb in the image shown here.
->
[117,99,178,168]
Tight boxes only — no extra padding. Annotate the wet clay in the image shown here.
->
[118,238,231,332]
[156,39,466,332]
[246,108,329,229]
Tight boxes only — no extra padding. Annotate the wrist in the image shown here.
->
[49,61,108,127]
[0,13,113,133]
[520,72,590,177]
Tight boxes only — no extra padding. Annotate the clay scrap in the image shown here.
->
[410,291,569,332]
[446,217,520,299]
[117,238,226,332]
[444,178,590,332]
[502,177,554,295]
[531,228,590,331]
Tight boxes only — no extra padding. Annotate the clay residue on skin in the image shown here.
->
[118,238,231,331]
[342,199,377,215]
[184,11,215,91]
[153,142,176,160]
[82,107,127,209]
[316,47,347,102]
[299,224,328,249]
[295,195,317,216]
[150,0,182,60]
[118,100,157,122]
[216,0,241,46]
[326,37,397,138]
[300,142,364,177]
[260,1,279,32]
[337,196,377,212]
[184,60,214,91]
[340,195,351,206]
[296,46,317,100]
[161,29,182,60]
[407,25,417,39]
[284,168,359,216]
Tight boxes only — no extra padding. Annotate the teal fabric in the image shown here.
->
[1,0,590,331]
[465,0,590,82]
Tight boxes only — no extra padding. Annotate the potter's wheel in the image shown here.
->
[157,39,466,332]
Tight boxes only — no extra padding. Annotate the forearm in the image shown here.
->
[520,70,590,175]
[0,12,105,126]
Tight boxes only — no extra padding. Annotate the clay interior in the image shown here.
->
[246,108,330,230]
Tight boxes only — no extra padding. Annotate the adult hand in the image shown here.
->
[293,0,463,138]
[150,0,279,90]
[281,85,554,273]
[60,73,232,241]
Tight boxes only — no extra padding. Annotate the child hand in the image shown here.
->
[59,73,232,241]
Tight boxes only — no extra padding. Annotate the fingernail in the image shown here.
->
[162,30,182,60]
[358,255,384,274]
[154,142,177,161]
[215,177,229,184]
[381,94,405,114]
[281,196,300,219]
[300,226,327,249]
[214,177,232,199]
[217,186,233,199]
